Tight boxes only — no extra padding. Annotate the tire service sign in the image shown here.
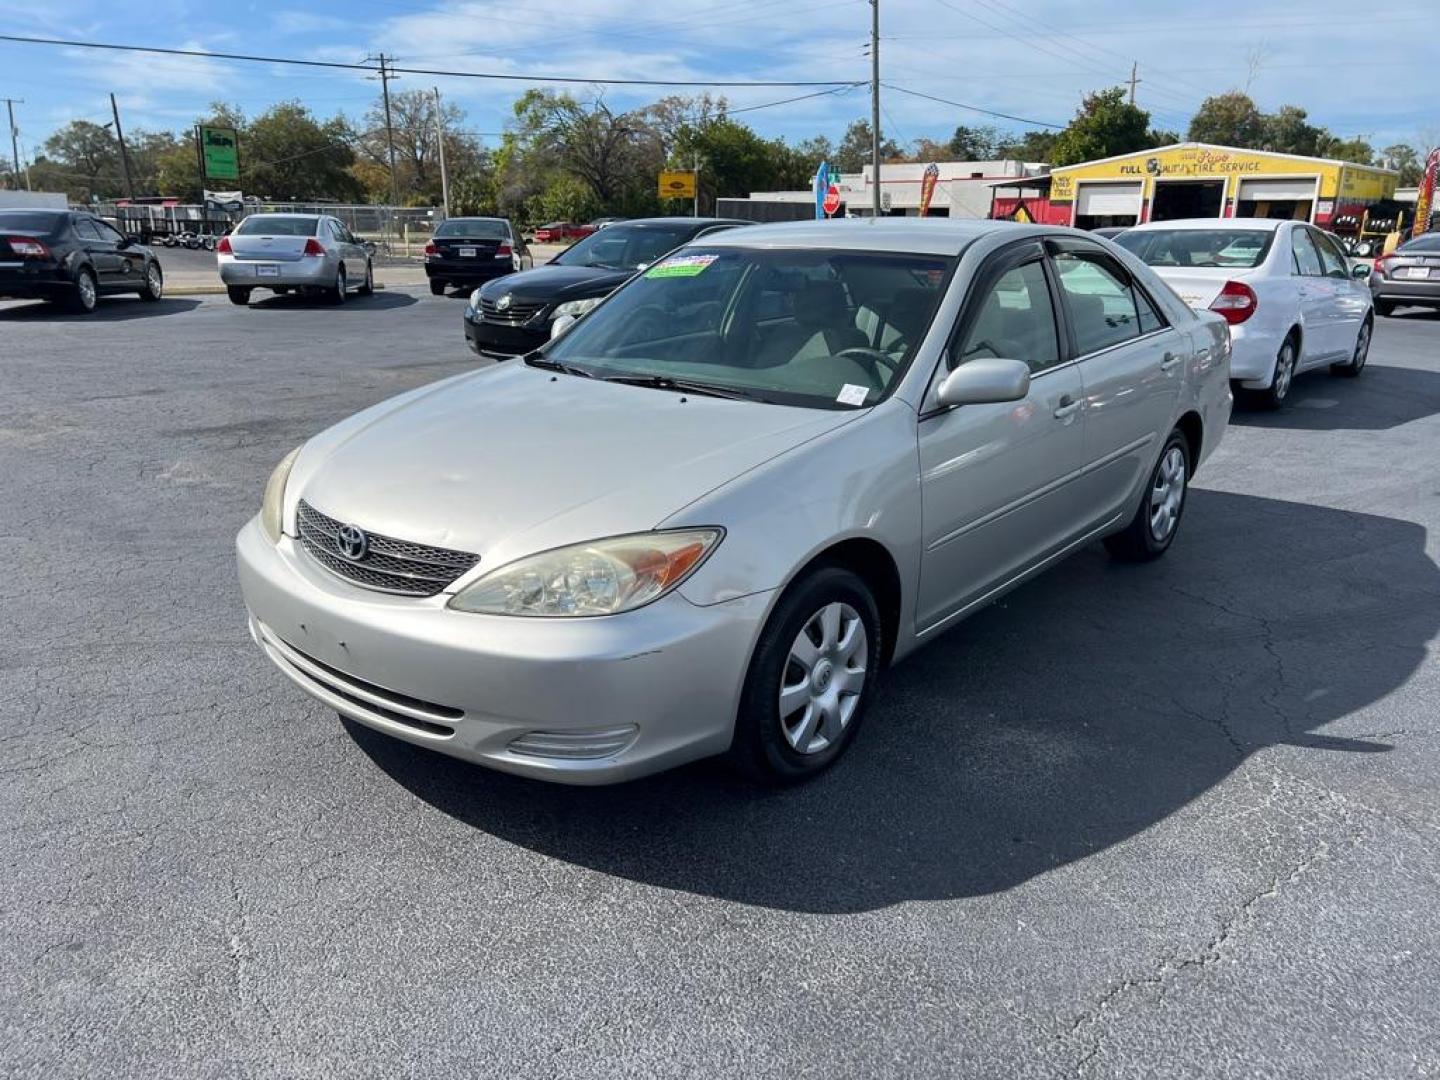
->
[200,126,240,181]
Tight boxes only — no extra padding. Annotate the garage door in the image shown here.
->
[1237,177,1317,202]
[1075,182,1142,216]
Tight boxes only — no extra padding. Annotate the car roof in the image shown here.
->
[1125,218,1286,233]
[0,207,68,216]
[244,211,324,219]
[443,216,508,222]
[697,217,1041,254]
[611,217,751,228]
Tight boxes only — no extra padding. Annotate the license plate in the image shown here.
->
[458,246,477,258]
[256,263,280,277]
[1399,266,1430,279]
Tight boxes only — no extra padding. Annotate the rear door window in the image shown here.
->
[1290,228,1323,276]
[1309,229,1348,279]
[73,218,102,241]
[1051,250,1156,355]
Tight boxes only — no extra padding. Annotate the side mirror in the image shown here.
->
[936,358,1031,408]
[363,241,378,256]
[121,234,142,248]
[1352,262,1371,279]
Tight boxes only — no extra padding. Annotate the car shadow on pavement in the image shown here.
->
[0,297,203,321]
[1232,363,1440,432]
[247,290,419,311]
[352,491,1440,913]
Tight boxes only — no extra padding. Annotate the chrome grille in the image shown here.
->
[295,500,479,597]
[479,296,546,324]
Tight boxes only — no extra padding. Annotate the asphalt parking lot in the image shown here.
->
[2,287,1438,1078]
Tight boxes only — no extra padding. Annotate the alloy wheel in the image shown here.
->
[1272,342,1295,401]
[77,271,97,310]
[1353,321,1371,372]
[146,265,163,298]
[778,601,868,755]
[1148,445,1187,543]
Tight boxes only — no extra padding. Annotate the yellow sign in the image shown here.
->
[658,170,697,200]
[1012,204,1033,223]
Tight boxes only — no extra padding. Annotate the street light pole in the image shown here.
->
[110,93,136,201]
[433,86,450,218]
[870,0,881,217]
[3,98,24,189]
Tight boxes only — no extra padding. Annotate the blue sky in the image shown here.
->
[2,0,1435,163]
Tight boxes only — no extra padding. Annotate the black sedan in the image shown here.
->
[0,208,163,313]
[1371,232,1440,315]
[425,216,532,295]
[463,217,749,358]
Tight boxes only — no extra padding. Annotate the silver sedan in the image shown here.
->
[236,219,1232,785]
[217,213,374,305]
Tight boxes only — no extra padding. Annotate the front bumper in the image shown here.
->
[235,516,769,784]
[1371,278,1440,308]
[463,305,550,357]
[219,256,335,289]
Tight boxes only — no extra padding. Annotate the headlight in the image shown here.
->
[448,529,722,617]
[553,296,603,319]
[259,446,302,544]
[468,287,483,310]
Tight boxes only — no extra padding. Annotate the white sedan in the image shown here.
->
[1115,219,1373,409]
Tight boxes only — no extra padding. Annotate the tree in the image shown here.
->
[947,124,1001,160]
[241,102,360,201]
[1048,88,1155,167]
[834,120,901,173]
[1316,134,1376,166]
[357,89,485,205]
[1261,105,1324,156]
[1381,144,1422,186]
[673,117,788,211]
[996,129,1058,163]
[37,121,121,201]
[1187,92,1266,147]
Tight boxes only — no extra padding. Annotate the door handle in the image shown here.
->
[1160,351,1182,371]
[1053,395,1082,420]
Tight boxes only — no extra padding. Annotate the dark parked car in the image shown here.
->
[0,208,164,313]
[1370,232,1440,315]
[464,217,750,358]
[424,217,532,295]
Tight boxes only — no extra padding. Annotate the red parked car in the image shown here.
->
[532,221,579,243]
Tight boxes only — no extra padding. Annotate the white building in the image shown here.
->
[743,160,1047,219]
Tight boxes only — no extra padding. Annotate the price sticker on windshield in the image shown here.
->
[836,384,870,406]
[645,254,717,279]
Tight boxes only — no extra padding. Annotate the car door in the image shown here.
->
[92,218,144,288]
[916,239,1087,631]
[1047,238,1185,524]
[1287,224,1333,362]
[72,217,123,291]
[1308,227,1367,357]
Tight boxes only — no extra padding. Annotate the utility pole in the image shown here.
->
[693,152,700,217]
[432,87,450,218]
[3,98,23,189]
[109,93,136,201]
[870,0,881,217]
[1127,62,1140,107]
[367,54,401,236]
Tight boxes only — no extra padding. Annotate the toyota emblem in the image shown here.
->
[497,293,513,311]
[335,524,369,562]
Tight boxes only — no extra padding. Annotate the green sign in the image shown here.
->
[200,125,239,181]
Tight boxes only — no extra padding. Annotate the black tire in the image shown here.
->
[1238,333,1298,411]
[138,261,163,302]
[429,278,447,296]
[1104,428,1191,563]
[1330,316,1372,377]
[227,286,252,306]
[357,260,374,296]
[729,566,882,785]
[67,267,98,313]
[1374,299,1395,317]
[272,286,291,296]
[330,265,347,305]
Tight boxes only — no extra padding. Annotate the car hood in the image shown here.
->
[291,363,855,575]
[477,264,631,305]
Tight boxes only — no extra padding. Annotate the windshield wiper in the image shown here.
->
[599,373,765,402]
[522,351,595,378]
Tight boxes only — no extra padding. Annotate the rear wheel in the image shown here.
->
[227,286,251,306]
[1331,316,1371,377]
[1240,335,1297,411]
[330,265,347,305]
[1104,428,1190,563]
[138,261,163,302]
[429,278,447,296]
[729,566,881,785]
[68,268,98,313]
[1374,299,1395,317]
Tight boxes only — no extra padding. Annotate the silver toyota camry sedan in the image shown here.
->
[236,219,1232,785]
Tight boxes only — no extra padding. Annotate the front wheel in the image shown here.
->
[729,566,881,785]
[138,262,163,302]
[227,286,251,306]
[1104,429,1190,563]
[1331,317,1371,377]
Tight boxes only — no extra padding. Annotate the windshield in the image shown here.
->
[1115,228,1273,269]
[1400,233,1440,253]
[235,216,318,237]
[435,219,508,239]
[543,246,953,409]
[0,211,64,235]
[554,223,702,270]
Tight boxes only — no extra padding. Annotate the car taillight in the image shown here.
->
[424,241,438,257]
[1209,280,1258,326]
[496,242,513,257]
[1373,253,1393,275]
[216,235,232,254]
[302,238,326,256]
[5,235,50,258]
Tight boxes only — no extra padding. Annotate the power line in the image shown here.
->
[0,34,857,88]
[882,82,1063,129]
